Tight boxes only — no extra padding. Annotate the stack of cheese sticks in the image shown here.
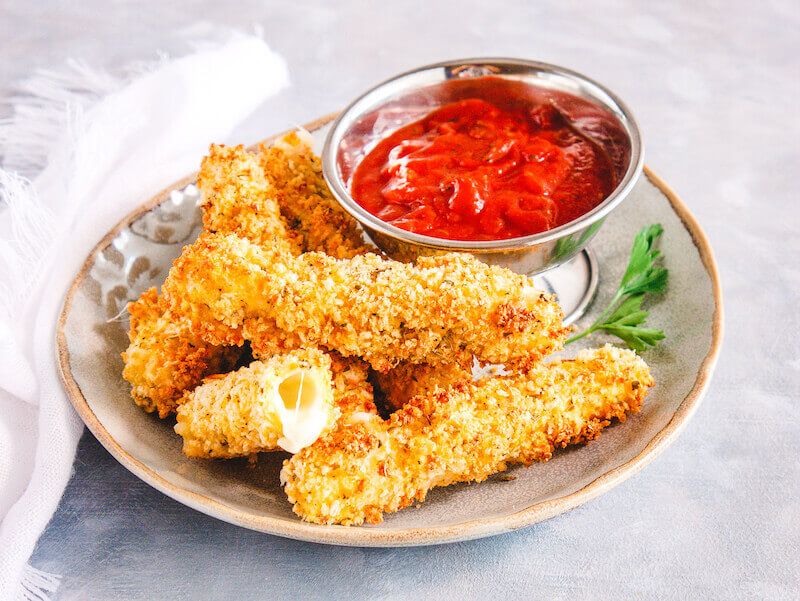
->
[122,131,653,525]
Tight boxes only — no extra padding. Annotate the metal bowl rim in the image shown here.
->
[321,56,644,251]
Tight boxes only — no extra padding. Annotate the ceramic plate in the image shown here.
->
[56,115,723,546]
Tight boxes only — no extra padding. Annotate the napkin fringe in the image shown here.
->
[0,56,164,601]
[0,171,56,329]
[0,59,155,176]
[0,31,289,598]
[16,565,61,601]
[0,56,166,335]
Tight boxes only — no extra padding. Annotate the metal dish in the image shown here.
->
[322,59,643,321]
[322,58,644,276]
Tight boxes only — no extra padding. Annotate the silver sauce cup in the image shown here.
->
[321,58,644,321]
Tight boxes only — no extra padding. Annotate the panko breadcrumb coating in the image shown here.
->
[121,288,241,418]
[373,361,473,411]
[198,143,301,255]
[281,345,653,525]
[176,350,378,460]
[259,131,373,259]
[122,144,305,414]
[163,233,568,371]
[325,352,379,418]
[175,349,337,458]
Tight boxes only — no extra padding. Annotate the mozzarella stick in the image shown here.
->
[325,352,379,418]
[259,131,373,259]
[163,233,567,371]
[122,288,241,418]
[372,361,474,411]
[281,345,653,525]
[175,348,379,459]
[198,143,301,255]
[175,349,337,458]
[122,145,301,415]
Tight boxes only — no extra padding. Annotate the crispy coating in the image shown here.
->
[175,349,337,458]
[163,233,567,371]
[121,288,241,418]
[373,361,473,411]
[259,133,468,412]
[326,352,379,418]
[175,349,378,460]
[259,131,372,259]
[122,144,305,414]
[281,345,653,525]
[198,143,301,255]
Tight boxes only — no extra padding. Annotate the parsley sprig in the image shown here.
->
[565,223,668,352]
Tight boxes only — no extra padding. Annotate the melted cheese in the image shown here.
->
[275,368,330,453]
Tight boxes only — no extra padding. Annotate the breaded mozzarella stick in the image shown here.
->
[175,350,379,460]
[175,349,337,458]
[163,233,568,371]
[281,345,653,525]
[122,145,302,415]
[259,131,373,259]
[122,288,241,418]
[198,143,301,255]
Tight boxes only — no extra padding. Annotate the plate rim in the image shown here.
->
[55,114,724,547]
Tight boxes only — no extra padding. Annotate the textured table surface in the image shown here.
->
[4,1,799,599]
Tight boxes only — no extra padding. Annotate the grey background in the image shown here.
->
[3,0,798,599]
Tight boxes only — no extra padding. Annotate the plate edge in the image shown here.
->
[54,119,724,547]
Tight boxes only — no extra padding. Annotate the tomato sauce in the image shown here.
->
[351,98,616,241]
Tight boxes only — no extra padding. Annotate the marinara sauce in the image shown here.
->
[351,98,616,241]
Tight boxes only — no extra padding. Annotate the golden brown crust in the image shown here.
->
[121,288,240,418]
[175,349,336,459]
[259,132,373,259]
[163,233,568,371]
[281,345,653,525]
[372,361,473,411]
[198,143,301,255]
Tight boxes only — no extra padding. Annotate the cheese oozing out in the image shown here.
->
[275,368,330,453]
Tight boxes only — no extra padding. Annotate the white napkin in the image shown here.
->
[0,31,289,600]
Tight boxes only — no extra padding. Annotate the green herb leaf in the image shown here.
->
[601,324,665,352]
[605,294,647,324]
[565,224,668,352]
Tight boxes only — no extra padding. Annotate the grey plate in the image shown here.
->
[56,116,723,547]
